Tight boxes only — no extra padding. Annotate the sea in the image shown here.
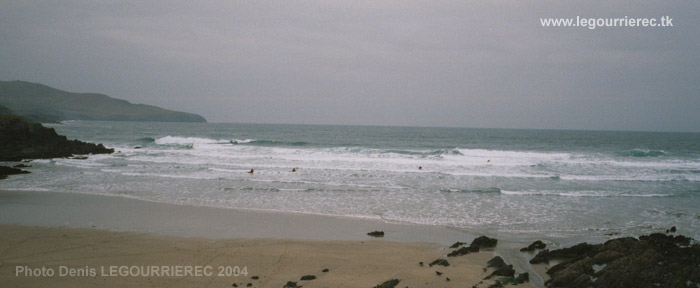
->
[2,121,699,245]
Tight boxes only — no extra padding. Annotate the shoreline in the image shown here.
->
[0,189,543,287]
[0,189,476,244]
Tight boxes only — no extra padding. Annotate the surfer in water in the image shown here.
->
[248,169,254,174]
[292,168,297,172]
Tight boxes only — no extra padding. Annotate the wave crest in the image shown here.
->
[440,187,502,193]
[501,190,673,198]
[231,139,309,146]
[620,149,666,157]
[155,136,230,145]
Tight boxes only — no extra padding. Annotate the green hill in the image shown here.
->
[0,80,206,123]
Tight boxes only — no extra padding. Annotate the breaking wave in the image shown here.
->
[619,149,666,157]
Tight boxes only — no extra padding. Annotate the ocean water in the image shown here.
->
[2,121,699,245]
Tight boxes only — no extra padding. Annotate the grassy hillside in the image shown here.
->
[0,81,206,123]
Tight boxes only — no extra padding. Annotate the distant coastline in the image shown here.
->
[0,80,206,123]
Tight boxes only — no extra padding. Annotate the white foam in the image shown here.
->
[155,136,230,145]
[2,187,52,192]
[500,190,673,197]
[121,172,218,180]
[231,139,255,144]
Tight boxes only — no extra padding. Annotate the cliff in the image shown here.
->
[0,114,114,161]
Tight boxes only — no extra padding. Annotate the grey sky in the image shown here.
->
[1,1,698,131]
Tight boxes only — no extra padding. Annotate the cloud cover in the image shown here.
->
[1,1,698,131]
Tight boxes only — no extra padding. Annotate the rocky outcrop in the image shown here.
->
[475,256,529,287]
[0,114,113,161]
[486,256,515,278]
[520,240,546,252]
[429,259,450,267]
[471,236,498,249]
[532,232,699,288]
[530,242,597,264]
[448,236,498,257]
[0,165,30,179]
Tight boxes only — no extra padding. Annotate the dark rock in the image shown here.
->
[530,242,598,264]
[488,264,515,279]
[491,272,530,286]
[446,277,450,281]
[0,114,113,161]
[450,241,466,249]
[520,240,546,252]
[487,281,503,288]
[485,257,515,279]
[367,231,384,237]
[373,279,400,288]
[283,281,300,288]
[322,268,329,272]
[246,283,252,287]
[300,275,316,281]
[447,245,479,257]
[514,272,529,284]
[639,232,690,247]
[251,276,259,280]
[542,232,700,288]
[232,284,238,287]
[418,261,423,266]
[429,259,449,267]
[485,257,529,284]
[471,236,498,249]
[487,256,506,269]
[435,271,442,276]
[670,226,676,233]
[449,236,497,257]
[0,165,30,179]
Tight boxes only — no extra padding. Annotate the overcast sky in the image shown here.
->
[1,1,698,131]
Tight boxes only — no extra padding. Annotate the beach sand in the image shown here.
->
[0,190,536,287]
[0,225,532,288]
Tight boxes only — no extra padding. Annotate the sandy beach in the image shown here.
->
[0,225,533,288]
[0,190,536,287]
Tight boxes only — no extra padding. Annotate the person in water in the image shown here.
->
[248,169,254,174]
[292,168,297,172]
[418,166,423,170]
